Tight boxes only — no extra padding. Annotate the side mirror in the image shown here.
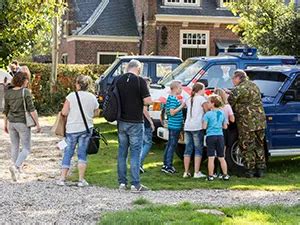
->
[198,79,208,88]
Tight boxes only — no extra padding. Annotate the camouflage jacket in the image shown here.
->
[228,79,266,132]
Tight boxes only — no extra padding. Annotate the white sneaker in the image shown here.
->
[183,172,191,178]
[130,184,149,192]
[193,172,206,178]
[119,183,127,190]
[56,179,66,186]
[78,179,89,187]
[9,166,18,182]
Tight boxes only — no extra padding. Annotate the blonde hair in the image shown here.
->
[214,88,228,104]
[233,69,248,82]
[208,94,224,108]
[76,75,92,91]
[170,80,181,90]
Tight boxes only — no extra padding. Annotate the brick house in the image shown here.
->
[59,0,241,64]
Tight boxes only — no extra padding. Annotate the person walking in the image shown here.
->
[182,82,208,178]
[3,70,41,181]
[202,95,229,181]
[57,75,99,187]
[228,70,267,178]
[116,60,152,192]
[161,80,185,174]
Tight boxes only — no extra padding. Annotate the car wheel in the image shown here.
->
[225,140,246,175]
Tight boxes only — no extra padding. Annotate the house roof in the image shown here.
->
[72,0,138,37]
[72,0,102,24]
[157,0,235,17]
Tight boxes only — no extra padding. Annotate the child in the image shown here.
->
[140,77,155,173]
[161,80,185,174]
[183,82,208,178]
[202,95,230,181]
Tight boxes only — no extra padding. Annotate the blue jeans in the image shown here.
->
[163,129,181,168]
[184,130,204,157]
[117,121,144,186]
[62,130,92,169]
[140,127,153,166]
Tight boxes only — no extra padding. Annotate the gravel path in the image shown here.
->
[1,117,300,224]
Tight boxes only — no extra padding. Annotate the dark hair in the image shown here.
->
[208,95,224,108]
[12,71,29,87]
[190,82,205,117]
[11,60,19,66]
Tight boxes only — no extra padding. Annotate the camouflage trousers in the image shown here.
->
[238,129,266,170]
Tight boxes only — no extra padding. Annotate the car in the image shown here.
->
[150,48,296,130]
[95,55,182,109]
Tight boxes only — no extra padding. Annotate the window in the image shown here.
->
[113,62,149,78]
[164,0,200,7]
[180,30,209,60]
[220,0,233,8]
[200,64,237,88]
[61,54,68,64]
[284,75,300,101]
[97,52,127,65]
[156,63,176,78]
[247,71,287,97]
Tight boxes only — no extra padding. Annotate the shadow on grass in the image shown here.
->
[73,120,300,191]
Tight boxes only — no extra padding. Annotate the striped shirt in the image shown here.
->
[166,95,183,130]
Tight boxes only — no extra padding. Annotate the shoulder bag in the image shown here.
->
[22,88,36,127]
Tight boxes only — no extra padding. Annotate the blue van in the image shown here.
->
[95,55,182,108]
[225,66,300,173]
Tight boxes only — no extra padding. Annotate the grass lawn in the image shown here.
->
[99,202,300,225]
[73,118,300,191]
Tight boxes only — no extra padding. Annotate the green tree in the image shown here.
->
[228,0,300,56]
[0,0,65,67]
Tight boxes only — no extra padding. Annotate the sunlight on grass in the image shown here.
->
[93,169,113,175]
[143,161,163,169]
[108,140,118,144]
[229,185,298,191]
[224,211,272,225]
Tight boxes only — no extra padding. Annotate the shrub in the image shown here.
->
[24,63,109,115]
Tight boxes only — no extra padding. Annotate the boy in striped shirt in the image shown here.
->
[161,81,185,174]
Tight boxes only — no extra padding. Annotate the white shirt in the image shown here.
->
[66,91,99,133]
[184,95,207,131]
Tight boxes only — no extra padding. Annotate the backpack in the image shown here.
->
[102,77,121,122]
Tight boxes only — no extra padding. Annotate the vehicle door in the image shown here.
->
[197,62,238,89]
[273,73,300,149]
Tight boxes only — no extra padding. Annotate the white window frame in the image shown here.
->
[61,53,68,64]
[220,0,232,8]
[164,0,200,7]
[97,52,127,65]
[179,30,210,58]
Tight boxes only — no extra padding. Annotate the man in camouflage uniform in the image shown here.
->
[228,70,267,178]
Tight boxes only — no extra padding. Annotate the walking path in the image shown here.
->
[0,117,299,224]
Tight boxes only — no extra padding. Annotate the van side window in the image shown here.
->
[156,63,174,78]
[285,75,300,102]
[200,64,237,88]
[112,62,149,77]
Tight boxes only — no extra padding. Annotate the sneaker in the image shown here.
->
[9,166,18,182]
[119,183,127,190]
[207,176,214,181]
[218,174,224,179]
[130,184,149,192]
[56,179,66,186]
[212,173,218,178]
[78,179,89,187]
[183,172,191,178]
[161,166,175,174]
[140,166,145,174]
[193,172,206,178]
[222,174,230,181]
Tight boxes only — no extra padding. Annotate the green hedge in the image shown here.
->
[24,63,109,115]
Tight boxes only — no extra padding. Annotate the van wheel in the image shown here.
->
[175,144,208,162]
[225,140,246,175]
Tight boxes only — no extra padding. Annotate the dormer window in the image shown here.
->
[220,0,233,8]
[164,0,201,7]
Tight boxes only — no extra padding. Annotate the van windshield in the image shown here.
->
[247,71,287,97]
[158,59,206,86]
[101,58,121,77]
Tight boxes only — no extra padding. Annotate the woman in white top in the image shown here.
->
[183,82,209,178]
[57,75,99,187]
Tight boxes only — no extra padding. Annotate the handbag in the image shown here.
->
[75,91,100,155]
[22,88,36,128]
[51,111,67,136]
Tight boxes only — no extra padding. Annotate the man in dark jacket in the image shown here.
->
[228,70,267,178]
